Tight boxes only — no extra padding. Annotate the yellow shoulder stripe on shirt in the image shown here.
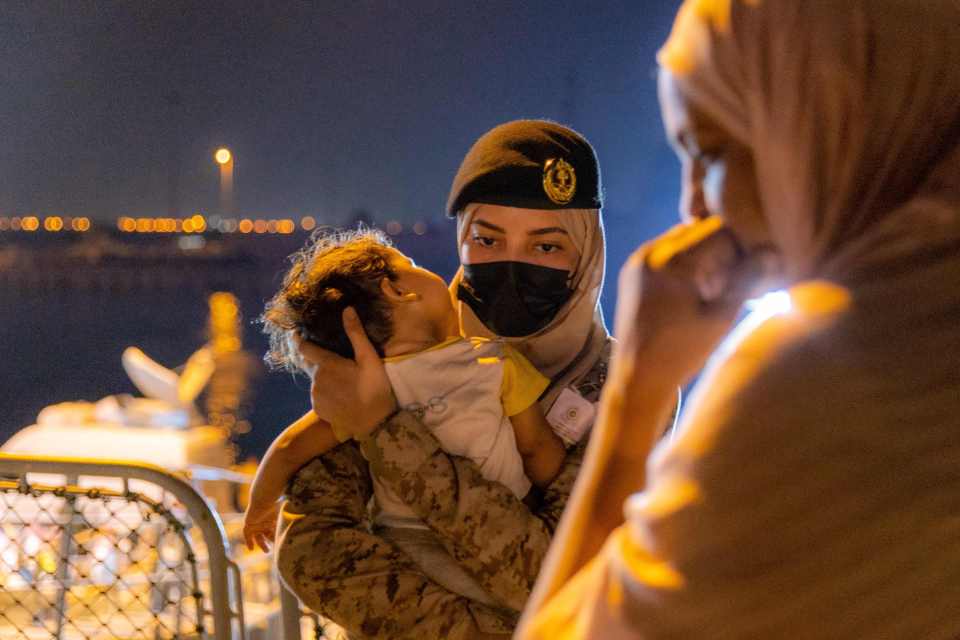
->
[499,344,550,416]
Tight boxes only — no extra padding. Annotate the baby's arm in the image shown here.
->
[509,405,566,488]
[243,410,339,551]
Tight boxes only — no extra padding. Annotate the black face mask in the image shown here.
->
[458,261,574,338]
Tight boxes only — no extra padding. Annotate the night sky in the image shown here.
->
[1,1,683,229]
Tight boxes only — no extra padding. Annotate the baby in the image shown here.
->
[243,228,565,599]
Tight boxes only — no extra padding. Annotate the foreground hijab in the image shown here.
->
[524,1,960,637]
[659,0,960,282]
[449,203,608,409]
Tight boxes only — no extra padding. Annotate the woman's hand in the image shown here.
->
[613,216,772,386]
[297,307,398,441]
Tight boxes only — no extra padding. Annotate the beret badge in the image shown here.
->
[542,157,577,205]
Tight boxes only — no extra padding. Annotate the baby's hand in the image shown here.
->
[242,501,282,553]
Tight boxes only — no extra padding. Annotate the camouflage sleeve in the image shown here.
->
[359,411,585,613]
[357,343,611,614]
[274,440,515,639]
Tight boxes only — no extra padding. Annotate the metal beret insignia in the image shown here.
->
[542,157,577,205]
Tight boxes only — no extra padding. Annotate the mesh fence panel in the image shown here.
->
[0,475,212,639]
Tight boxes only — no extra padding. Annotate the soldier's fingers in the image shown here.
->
[290,334,318,377]
[342,307,380,366]
[298,336,351,370]
[244,529,255,552]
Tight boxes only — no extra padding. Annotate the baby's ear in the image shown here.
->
[379,276,419,303]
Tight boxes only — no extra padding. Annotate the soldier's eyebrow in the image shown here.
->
[472,219,569,237]
[527,227,568,237]
[473,219,507,234]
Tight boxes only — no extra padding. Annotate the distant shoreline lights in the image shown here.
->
[0,214,432,237]
[0,216,91,233]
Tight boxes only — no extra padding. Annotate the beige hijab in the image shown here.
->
[659,0,960,284]
[448,203,609,409]
[524,2,960,636]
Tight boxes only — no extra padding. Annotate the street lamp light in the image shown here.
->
[214,147,234,215]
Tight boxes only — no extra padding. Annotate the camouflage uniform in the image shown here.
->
[275,341,611,639]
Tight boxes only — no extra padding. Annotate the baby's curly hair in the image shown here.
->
[261,227,397,370]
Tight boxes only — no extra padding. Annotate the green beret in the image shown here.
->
[446,119,602,217]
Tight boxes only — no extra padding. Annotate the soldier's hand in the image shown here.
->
[297,306,398,440]
[242,501,281,553]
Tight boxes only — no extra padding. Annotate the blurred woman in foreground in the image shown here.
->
[520,0,960,637]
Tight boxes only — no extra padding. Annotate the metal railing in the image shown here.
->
[280,583,346,640]
[0,453,259,639]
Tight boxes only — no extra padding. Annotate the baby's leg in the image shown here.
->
[275,441,515,639]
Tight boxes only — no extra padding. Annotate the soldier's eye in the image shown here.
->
[536,243,563,254]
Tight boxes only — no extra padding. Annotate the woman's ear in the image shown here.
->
[379,277,420,303]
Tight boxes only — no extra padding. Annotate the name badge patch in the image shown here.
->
[546,387,596,445]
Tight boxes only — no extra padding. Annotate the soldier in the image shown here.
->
[275,120,613,639]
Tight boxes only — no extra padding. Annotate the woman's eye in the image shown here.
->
[694,147,723,166]
[472,235,497,248]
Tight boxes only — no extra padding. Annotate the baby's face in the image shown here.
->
[386,248,459,339]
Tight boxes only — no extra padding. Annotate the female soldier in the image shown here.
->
[520,0,960,637]
[276,120,616,639]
